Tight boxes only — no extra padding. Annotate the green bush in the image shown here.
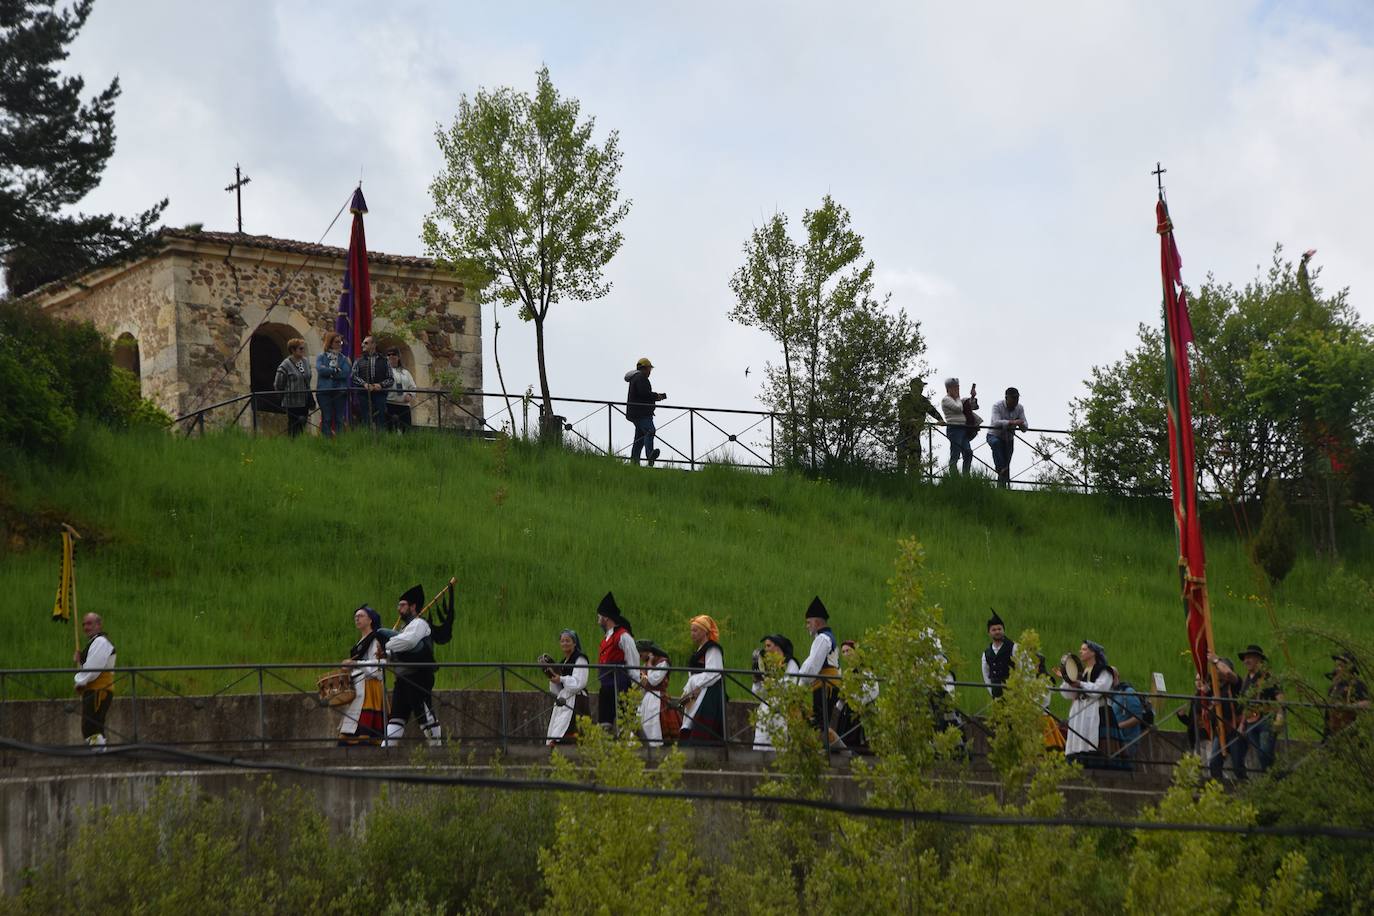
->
[1252,478,1298,586]
[0,300,167,458]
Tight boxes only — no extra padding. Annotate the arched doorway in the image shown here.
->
[249,323,296,413]
[113,332,141,378]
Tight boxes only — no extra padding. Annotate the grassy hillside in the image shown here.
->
[3,427,1371,717]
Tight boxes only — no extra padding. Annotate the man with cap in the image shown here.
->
[383,584,442,747]
[987,388,1027,487]
[1324,651,1371,740]
[981,609,1016,699]
[797,597,841,739]
[637,640,672,747]
[940,378,979,475]
[624,357,667,466]
[1238,644,1284,775]
[73,612,116,750]
[596,592,640,731]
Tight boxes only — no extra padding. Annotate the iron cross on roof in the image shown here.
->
[1152,161,1167,198]
[224,164,252,233]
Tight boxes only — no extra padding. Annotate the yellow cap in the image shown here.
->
[636,357,654,369]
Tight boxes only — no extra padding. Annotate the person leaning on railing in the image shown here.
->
[273,338,313,438]
[316,332,352,438]
[385,348,416,433]
[986,387,1027,487]
[351,335,393,430]
[940,377,979,475]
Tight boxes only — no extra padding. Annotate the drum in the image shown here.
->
[317,669,356,707]
[1059,653,1083,682]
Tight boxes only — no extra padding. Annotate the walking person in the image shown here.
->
[637,641,674,747]
[545,629,590,746]
[351,335,393,430]
[339,605,387,746]
[383,585,442,747]
[625,357,667,466]
[385,348,416,432]
[679,615,726,745]
[1204,653,1246,780]
[595,592,640,731]
[273,338,313,437]
[940,378,979,475]
[74,613,116,750]
[987,387,1027,487]
[316,332,352,438]
[1324,651,1371,740]
[1238,644,1284,775]
[797,597,841,741]
[981,609,1016,698]
[752,634,799,751]
[1054,640,1114,767]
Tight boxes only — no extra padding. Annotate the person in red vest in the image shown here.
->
[596,592,640,731]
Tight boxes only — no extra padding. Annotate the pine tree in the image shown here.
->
[0,0,166,296]
[1251,477,1298,586]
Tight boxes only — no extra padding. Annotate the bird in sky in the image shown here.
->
[744,366,751,378]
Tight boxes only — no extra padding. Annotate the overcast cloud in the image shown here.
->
[63,0,1374,430]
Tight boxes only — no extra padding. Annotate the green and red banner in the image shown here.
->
[1157,197,1212,679]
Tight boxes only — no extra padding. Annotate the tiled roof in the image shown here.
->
[161,228,437,269]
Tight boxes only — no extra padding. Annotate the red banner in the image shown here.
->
[1158,198,1211,679]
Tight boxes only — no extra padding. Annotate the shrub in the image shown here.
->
[1251,478,1298,586]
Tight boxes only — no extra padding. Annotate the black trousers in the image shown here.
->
[390,671,437,727]
[80,688,112,739]
[286,406,309,437]
[386,403,412,432]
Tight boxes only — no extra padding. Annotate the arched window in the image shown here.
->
[249,323,297,413]
[113,332,141,378]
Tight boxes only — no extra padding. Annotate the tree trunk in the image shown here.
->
[533,313,559,443]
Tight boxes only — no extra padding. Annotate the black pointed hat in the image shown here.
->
[597,591,632,632]
[400,584,424,608]
[987,608,1005,630]
[806,596,829,621]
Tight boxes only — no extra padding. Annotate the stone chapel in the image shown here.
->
[26,227,484,430]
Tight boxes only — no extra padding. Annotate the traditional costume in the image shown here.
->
[1324,652,1370,740]
[340,606,387,746]
[384,584,442,747]
[547,629,590,744]
[834,640,877,752]
[1058,640,1114,764]
[595,592,640,729]
[981,609,1016,698]
[752,635,800,751]
[637,641,673,747]
[797,597,841,736]
[681,615,726,744]
[75,629,116,748]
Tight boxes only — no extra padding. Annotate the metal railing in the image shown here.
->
[169,387,1146,494]
[3,661,1363,777]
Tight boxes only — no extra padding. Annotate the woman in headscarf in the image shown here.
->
[637,641,673,747]
[752,634,798,751]
[546,629,590,746]
[1054,640,1114,765]
[679,615,727,745]
[340,605,387,746]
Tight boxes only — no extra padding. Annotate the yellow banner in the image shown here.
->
[53,529,74,623]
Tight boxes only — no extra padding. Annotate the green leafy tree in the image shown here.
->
[729,197,926,469]
[0,0,166,296]
[1068,248,1374,527]
[424,66,629,435]
[1250,477,1297,586]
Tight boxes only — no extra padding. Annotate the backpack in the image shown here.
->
[1118,683,1154,727]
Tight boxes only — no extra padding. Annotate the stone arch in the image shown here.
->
[373,332,433,423]
[234,309,324,412]
[112,331,141,379]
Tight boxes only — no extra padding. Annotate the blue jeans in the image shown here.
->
[1245,719,1277,773]
[947,426,973,474]
[630,417,656,463]
[318,390,346,438]
[988,434,1014,485]
[362,391,388,430]
[1209,730,1248,780]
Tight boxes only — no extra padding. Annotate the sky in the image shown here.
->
[63,0,1374,431]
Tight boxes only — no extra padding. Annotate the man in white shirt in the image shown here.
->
[74,613,116,749]
[384,584,442,747]
[987,388,1028,487]
[797,597,841,740]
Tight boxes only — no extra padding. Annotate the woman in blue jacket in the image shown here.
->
[316,331,352,437]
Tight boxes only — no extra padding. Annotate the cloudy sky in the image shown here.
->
[66,0,1374,431]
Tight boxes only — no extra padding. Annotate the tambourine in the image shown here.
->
[537,653,558,678]
[1059,653,1083,682]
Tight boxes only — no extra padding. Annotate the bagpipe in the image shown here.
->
[388,577,458,644]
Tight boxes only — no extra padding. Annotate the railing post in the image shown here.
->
[689,409,696,471]
[257,667,267,749]
[499,664,510,755]
[607,404,613,456]
[129,669,139,742]
[769,413,776,469]
[437,392,444,430]
[250,393,258,434]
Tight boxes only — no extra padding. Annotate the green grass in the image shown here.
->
[3,426,1371,719]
